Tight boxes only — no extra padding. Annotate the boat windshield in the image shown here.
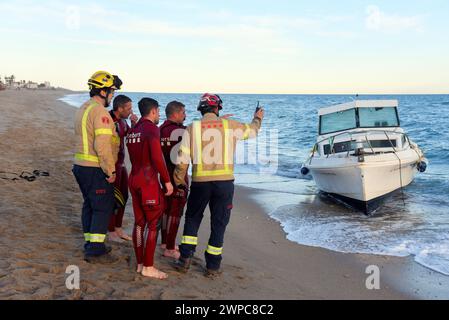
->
[319,107,399,135]
[320,109,357,135]
[359,107,399,128]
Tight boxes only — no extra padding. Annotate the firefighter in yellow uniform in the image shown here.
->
[172,93,264,277]
[72,71,123,263]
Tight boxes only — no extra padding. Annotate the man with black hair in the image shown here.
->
[126,98,173,279]
[107,95,138,243]
[73,71,123,263]
[159,101,188,259]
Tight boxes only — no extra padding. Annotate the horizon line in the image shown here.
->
[64,89,449,96]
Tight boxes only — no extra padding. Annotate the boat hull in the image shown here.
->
[321,190,400,215]
[308,150,420,213]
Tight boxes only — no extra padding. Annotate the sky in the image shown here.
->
[1,0,448,94]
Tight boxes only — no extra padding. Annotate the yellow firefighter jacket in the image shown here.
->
[74,98,119,177]
[174,113,262,185]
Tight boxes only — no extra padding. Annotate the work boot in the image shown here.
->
[204,268,223,279]
[84,252,118,264]
[171,256,192,273]
[84,244,112,255]
[83,245,114,264]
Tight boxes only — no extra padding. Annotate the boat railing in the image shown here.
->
[308,129,413,160]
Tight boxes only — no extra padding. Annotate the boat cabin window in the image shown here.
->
[319,106,400,135]
[359,107,399,128]
[319,109,357,135]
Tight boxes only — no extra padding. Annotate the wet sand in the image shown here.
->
[0,89,446,300]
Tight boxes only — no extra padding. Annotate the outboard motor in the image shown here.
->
[417,161,427,173]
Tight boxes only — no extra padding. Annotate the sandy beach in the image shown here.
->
[0,89,447,300]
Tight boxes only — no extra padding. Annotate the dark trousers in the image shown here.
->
[108,164,128,231]
[180,180,234,270]
[72,165,114,256]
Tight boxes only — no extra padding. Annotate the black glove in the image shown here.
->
[175,185,188,198]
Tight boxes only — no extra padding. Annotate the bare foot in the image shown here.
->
[161,244,179,251]
[108,232,124,243]
[136,264,143,273]
[141,266,168,280]
[115,228,132,241]
[163,249,181,260]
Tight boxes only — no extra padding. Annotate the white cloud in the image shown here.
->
[0,1,62,21]
[241,14,357,38]
[0,1,359,59]
[77,6,300,56]
[243,15,321,30]
[365,5,424,33]
[0,1,357,42]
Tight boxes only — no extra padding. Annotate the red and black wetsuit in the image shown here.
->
[108,111,130,232]
[159,120,189,250]
[126,118,170,267]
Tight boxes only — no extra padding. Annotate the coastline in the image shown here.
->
[0,89,447,300]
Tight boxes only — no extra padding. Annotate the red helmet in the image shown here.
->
[197,93,223,111]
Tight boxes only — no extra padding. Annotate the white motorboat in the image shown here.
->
[301,99,427,214]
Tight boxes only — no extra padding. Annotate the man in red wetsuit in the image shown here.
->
[159,101,188,259]
[108,95,138,243]
[126,97,173,279]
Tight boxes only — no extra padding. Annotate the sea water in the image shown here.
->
[60,93,449,276]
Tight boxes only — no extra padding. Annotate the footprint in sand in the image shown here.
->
[0,276,16,290]
[0,260,11,270]
[31,287,54,300]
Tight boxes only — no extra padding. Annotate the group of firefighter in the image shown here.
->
[73,71,264,279]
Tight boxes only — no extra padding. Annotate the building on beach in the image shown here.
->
[1,75,54,90]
